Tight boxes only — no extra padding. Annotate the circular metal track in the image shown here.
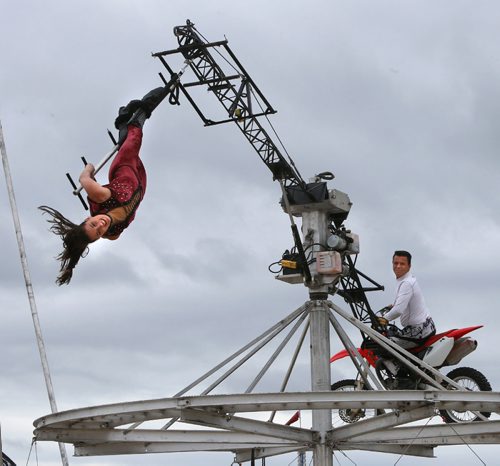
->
[34,390,500,460]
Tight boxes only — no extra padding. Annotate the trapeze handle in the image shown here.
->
[72,144,120,196]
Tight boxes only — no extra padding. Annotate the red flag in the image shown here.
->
[286,410,300,425]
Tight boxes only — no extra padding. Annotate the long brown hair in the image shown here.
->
[39,205,92,285]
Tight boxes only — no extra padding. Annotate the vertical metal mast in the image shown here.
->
[0,121,69,466]
[304,208,333,466]
[309,299,332,466]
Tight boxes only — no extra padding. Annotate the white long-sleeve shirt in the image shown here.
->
[384,271,431,327]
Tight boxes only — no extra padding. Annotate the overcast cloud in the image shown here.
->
[1,1,500,465]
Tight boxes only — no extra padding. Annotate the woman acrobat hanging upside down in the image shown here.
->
[40,86,167,285]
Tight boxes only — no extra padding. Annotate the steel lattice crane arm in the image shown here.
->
[153,20,384,328]
[153,20,308,191]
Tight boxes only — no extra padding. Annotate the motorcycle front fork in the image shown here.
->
[354,363,372,390]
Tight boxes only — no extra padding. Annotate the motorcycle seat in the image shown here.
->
[409,330,453,353]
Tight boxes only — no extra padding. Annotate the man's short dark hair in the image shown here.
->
[393,250,412,265]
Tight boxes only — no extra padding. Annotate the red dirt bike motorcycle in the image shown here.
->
[330,323,491,424]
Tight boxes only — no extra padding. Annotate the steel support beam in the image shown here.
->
[340,443,435,457]
[328,309,383,390]
[34,390,500,429]
[235,446,309,463]
[180,409,314,443]
[74,441,289,456]
[329,405,436,443]
[35,427,298,445]
[344,419,500,444]
[245,308,310,393]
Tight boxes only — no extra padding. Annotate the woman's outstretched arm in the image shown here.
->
[79,163,111,203]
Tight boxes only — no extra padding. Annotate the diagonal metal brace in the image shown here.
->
[180,408,315,444]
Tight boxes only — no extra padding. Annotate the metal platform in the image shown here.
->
[32,301,500,462]
[34,390,500,460]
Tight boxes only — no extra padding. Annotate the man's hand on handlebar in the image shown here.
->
[377,317,389,327]
[379,305,393,315]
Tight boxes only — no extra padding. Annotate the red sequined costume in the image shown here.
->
[88,125,146,238]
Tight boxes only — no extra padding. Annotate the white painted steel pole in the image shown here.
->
[309,299,333,466]
[0,121,69,466]
[302,206,333,466]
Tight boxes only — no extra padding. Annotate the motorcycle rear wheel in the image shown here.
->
[439,366,492,423]
[331,379,378,426]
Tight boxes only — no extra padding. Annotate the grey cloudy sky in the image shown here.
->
[1,0,500,465]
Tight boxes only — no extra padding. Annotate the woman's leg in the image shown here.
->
[108,125,143,181]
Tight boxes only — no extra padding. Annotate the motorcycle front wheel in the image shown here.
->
[331,379,378,426]
[439,366,492,423]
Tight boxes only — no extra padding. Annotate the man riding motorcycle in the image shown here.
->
[329,250,491,424]
[379,250,436,350]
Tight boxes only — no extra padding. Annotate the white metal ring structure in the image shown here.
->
[34,390,500,460]
[32,299,500,464]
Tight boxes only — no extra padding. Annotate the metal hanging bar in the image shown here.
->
[0,120,69,466]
